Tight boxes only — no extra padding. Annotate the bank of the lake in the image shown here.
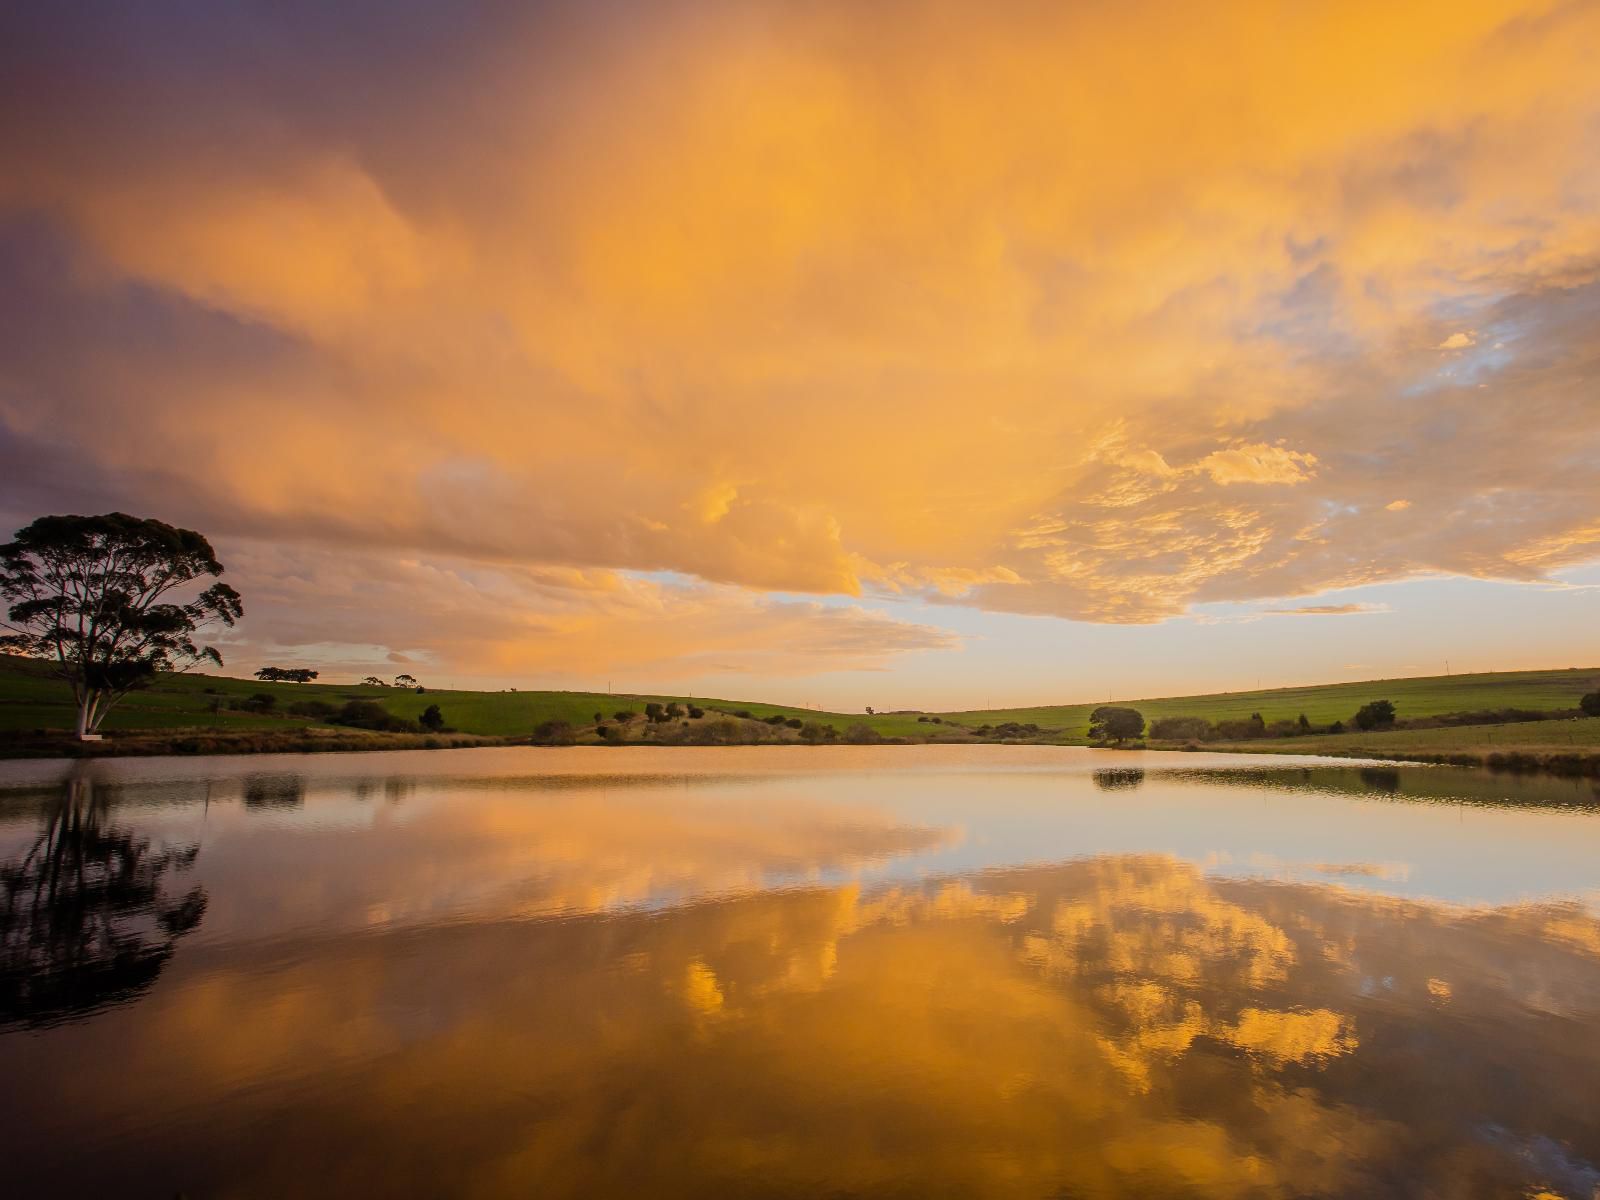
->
[1154,715,1600,776]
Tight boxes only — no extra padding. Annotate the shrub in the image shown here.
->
[287,699,338,719]
[844,723,882,744]
[1330,720,1345,733]
[329,700,418,732]
[1150,715,1212,741]
[784,717,803,729]
[764,714,788,726]
[1353,700,1397,730]
[531,720,576,745]
[1215,718,1265,740]
[734,710,753,720]
[1581,691,1600,717]
[799,721,829,742]
[688,706,704,719]
[698,718,745,744]
[420,704,445,731]
[613,710,634,722]
[666,702,685,719]
[234,692,277,714]
[645,702,665,723]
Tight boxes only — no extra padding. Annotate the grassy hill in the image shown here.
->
[2,654,1596,746]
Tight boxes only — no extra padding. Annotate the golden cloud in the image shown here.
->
[2,0,1600,663]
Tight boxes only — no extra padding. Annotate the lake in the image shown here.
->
[2,745,1599,1198]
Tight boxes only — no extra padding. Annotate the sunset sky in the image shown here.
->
[2,0,1598,708]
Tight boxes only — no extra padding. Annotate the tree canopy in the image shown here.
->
[0,513,242,738]
[255,666,318,683]
[1088,706,1145,744]
[1352,699,1397,730]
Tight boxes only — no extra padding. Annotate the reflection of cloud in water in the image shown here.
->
[183,785,958,941]
[5,853,1598,1198]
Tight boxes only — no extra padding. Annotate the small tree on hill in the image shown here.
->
[0,513,243,739]
[1089,706,1145,745]
[394,673,418,688]
[1353,700,1397,731]
[420,704,445,731]
[362,676,387,687]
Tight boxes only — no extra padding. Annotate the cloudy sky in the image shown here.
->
[2,0,1598,707]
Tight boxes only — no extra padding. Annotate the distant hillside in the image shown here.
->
[1,654,1596,744]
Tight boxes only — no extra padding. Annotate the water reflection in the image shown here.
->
[0,766,206,1028]
[243,772,306,809]
[3,851,1596,1197]
[1093,767,1146,790]
[0,748,1598,1198]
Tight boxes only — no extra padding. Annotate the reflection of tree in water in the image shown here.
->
[1093,768,1145,791]
[244,773,306,809]
[0,769,206,1027]
[1358,767,1401,795]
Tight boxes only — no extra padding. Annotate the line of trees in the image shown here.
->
[255,666,318,683]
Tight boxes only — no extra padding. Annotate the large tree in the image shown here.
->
[1088,705,1145,745]
[0,513,243,739]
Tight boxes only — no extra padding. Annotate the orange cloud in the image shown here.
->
[2,0,1599,667]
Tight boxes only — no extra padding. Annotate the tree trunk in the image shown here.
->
[76,692,103,741]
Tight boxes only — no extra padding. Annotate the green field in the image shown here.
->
[1203,716,1600,759]
[2,654,1596,746]
[937,666,1600,739]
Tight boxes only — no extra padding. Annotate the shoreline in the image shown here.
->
[4,726,1600,780]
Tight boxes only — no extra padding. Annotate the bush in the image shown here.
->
[1581,691,1600,717]
[799,721,829,742]
[694,718,744,745]
[233,692,277,714]
[329,700,418,733]
[420,704,445,731]
[613,710,634,722]
[764,714,788,726]
[688,706,704,719]
[1150,715,1213,741]
[645,702,665,723]
[1214,718,1264,739]
[287,699,338,719]
[1353,700,1397,731]
[531,720,576,745]
[784,717,803,729]
[844,723,882,744]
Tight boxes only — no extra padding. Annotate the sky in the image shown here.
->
[1,0,1598,709]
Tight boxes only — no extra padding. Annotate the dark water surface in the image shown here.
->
[2,746,1599,1198]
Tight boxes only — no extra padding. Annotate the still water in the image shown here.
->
[2,746,1599,1198]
